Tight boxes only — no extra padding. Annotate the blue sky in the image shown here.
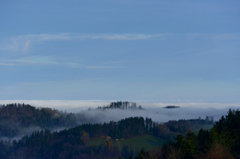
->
[0,0,240,103]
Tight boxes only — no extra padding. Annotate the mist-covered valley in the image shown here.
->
[1,100,238,124]
[0,101,238,142]
[78,106,234,124]
[0,101,239,159]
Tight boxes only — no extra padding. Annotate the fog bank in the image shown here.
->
[1,100,239,123]
[0,100,239,110]
[77,107,238,124]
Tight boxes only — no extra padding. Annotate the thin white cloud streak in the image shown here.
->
[6,56,58,65]
[1,33,239,53]
[0,33,164,52]
[104,61,126,64]
[63,63,121,69]
[1,56,120,69]
[85,66,122,69]
[33,33,164,41]
[64,62,84,68]
[0,62,15,66]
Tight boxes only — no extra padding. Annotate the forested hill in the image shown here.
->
[0,117,151,158]
[135,109,240,159]
[0,114,215,158]
[0,103,214,139]
[0,103,80,137]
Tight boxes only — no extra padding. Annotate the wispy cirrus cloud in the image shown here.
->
[82,34,163,40]
[0,33,71,52]
[6,56,58,65]
[85,65,122,69]
[0,56,122,69]
[63,62,122,69]
[0,33,165,52]
[1,32,239,53]
[0,62,15,66]
[104,61,126,64]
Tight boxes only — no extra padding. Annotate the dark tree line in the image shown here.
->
[0,114,217,159]
[151,117,214,143]
[0,117,153,159]
[135,109,240,159]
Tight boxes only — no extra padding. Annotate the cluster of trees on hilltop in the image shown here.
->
[97,101,141,110]
[135,109,240,159]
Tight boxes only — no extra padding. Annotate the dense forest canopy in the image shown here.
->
[136,109,240,159]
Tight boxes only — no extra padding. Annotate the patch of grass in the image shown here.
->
[87,137,106,146]
[87,135,166,152]
[118,135,165,151]
[202,125,213,130]
[194,124,214,135]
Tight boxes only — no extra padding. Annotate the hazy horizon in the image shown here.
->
[1,100,239,109]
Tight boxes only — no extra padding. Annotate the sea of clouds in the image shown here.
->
[1,100,239,123]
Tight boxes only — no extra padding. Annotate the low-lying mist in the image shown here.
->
[76,106,237,124]
[0,100,239,143]
[0,126,42,144]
